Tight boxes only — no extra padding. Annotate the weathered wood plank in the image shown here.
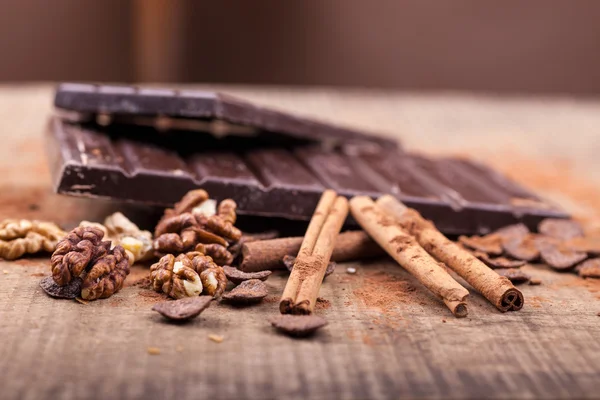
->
[0,85,599,399]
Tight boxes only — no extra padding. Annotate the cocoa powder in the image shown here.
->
[353,271,416,314]
[315,297,331,310]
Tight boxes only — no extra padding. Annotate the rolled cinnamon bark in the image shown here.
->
[376,195,524,312]
[239,231,384,272]
[280,190,349,315]
[350,196,469,318]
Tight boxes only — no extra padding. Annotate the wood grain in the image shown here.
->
[0,85,599,399]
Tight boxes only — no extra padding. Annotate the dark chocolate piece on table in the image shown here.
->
[39,276,83,299]
[269,314,328,337]
[458,234,504,256]
[538,218,584,240]
[472,251,527,269]
[222,279,268,304]
[223,265,271,285]
[54,83,396,147]
[494,268,531,284]
[538,241,587,270]
[46,118,568,235]
[575,258,600,279]
[503,234,540,262]
[494,223,530,241]
[152,296,213,321]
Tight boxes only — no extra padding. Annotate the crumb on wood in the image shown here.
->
[75,297,89,305]
[147,347,161,355]
[3,270,8,274]
[208,334,224,343]
[442,319,446,323]
[529,278,542,286]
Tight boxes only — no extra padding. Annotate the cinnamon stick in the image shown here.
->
[376,195,524,312]
[349,196,469,318]
[239,231,384,272]
[280,190,349,315]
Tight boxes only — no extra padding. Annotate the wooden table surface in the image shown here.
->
[1,85,600,400]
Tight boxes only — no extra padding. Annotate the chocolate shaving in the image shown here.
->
[503,234,540,262]
[283,255,336,277]
[223,265,271,285]
[575,258,600,279]
[538,241,587,270]
[222,279,268,304]
[269,314,328,337]
[494,223,530,241]
[39,276,83,299]
[473,251,526,269]
[494,268,531,284]
[458,234,503,255]
[152,296,213,321]
[538,218,584,240]
[562,236,600,255]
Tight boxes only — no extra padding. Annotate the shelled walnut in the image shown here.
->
[48,226,130,300]
[79,212,153,263]
[153,190,241,264]
[150,254,203,299]
[0,219,66,260]
[176,251,227,298]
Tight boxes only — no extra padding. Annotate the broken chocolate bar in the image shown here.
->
[54,83,396,147]
[46,118,568,235]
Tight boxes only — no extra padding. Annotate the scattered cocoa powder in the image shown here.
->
[353,271,416,314]
[137,290,169,303]
[262,295,279,304]
[315,297,331,310]
[528,296,551,309]
[124,266,151,288]
[131,276,153,290]
[483,152,600,231]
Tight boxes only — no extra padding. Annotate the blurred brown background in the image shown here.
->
[1,0,599,94]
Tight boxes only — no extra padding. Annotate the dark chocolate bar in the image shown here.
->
[46,118,568,235]
[54,83,396,147]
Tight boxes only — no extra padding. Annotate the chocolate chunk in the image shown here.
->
[538,218,584,240]
[39,276,82,299]
[458,234,503,255]
[473,251,527,269]
[575,258,600,279]
[223,265,271,285]
[503,234,540,262]
[494,223,530,241]
[495,268,531,284]
[222,279,268,304]
[46,117,568,235]
[538,241,587,270]
[152,296,213,321]
[283,255,336,277]
[562,236,600,255]
[54,83,396,147]
[269,314,328,337]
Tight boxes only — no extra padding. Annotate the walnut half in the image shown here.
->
[49,226,130,300]
[0,219,66,260]
[150,254,203,299]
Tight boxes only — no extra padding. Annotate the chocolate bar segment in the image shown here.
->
[46,118,568,234]
[54,83,396,147]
